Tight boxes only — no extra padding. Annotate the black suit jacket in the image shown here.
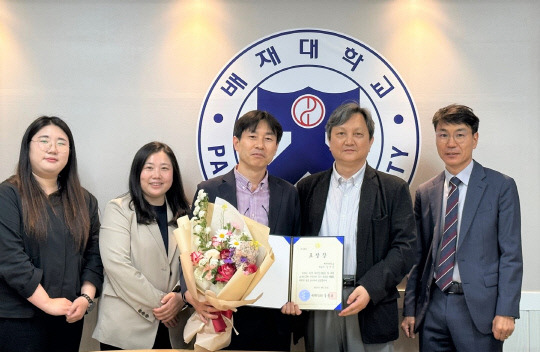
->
[297,165,416,344]
[193,169,300,351]
[194,169,300,237]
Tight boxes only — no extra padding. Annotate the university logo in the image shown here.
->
[197,29,420,184]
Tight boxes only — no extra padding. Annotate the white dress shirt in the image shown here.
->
[319,162,366,276]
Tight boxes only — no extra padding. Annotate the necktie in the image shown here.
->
[435,177,461,291]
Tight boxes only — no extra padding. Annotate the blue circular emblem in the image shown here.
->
[197,28,420,184]
[299,289,311,302]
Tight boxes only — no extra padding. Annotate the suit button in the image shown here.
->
[145,314,149,318]
[138,309,142,313]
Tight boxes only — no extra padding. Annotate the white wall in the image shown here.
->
[1,0,538,291]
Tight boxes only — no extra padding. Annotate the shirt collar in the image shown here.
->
[331,162,366,189]
[445,160,474,186]
[234,166,268,192]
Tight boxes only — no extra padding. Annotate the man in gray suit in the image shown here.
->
[185,110,301,351]
[401,104,523,351]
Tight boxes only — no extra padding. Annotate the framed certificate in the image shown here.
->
[246,235,344,310]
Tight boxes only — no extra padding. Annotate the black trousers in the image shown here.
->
[223,306,291,351]
[99,321,172,350]
[0,312,84,352]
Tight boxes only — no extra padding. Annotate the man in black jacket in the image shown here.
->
[187,110,301,351]
[297,103,415,351]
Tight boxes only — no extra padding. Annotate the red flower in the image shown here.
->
[244,263,258,274]
[216,263,236,282]
[190,251,204,265]
[220,249,232,260]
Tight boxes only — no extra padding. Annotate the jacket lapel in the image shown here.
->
[311,169,332,235]
[357,165,378,256]
[218,169,238,208]
[146,222,167,260]
[166,204,178,264]
[267,176,283,234]
[428,172,445,256]
[457,161,486,249]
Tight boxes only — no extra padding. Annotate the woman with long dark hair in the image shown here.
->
[0,116,102,352]
[93,141,191,350]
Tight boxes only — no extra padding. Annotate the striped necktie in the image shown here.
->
[435,176,461,291]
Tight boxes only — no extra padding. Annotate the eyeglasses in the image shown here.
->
[31,137,70,153]
[435,132,470,144]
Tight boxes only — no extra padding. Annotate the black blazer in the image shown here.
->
[193,169,300,236]
[297,164,416,344]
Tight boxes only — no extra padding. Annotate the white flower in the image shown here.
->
[205,227,211,235]
[193,206,200,216]
[204,249,220,260]
[230,237,241,247]
[194,224,203,234]
[198,189,206,198]
[198,210,206,218]
[209,258,219,267]
[215,229,228,241]
[194,199,200,207]
[199,258,208,266]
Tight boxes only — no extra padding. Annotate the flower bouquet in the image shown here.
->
[174,190,275,351]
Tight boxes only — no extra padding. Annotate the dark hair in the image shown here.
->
[233,110,283,143]
[128,142,189,225]
[8,116,90,250]
[432,104,480,134]
[325,102,375,140]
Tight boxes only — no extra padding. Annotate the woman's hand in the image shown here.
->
[184,290,219,324]
[153,292,184,327]
[27,284,72,316]
[66,296,89,323]
[43,297,73,316]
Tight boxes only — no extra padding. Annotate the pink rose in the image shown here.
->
[211,236,221,248]
[190,251,203,265]
[244,263,258,275]
[216,263,236,282]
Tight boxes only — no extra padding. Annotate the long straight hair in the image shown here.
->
[128,142,190,225]
[8,116,90,250]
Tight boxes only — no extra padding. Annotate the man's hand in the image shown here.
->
[185,290,219,324]
[281,301,302,315]
[338,285,370,317]
[401,316,416,338]
[492,315,515,341]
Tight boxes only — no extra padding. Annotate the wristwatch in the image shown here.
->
[80,293,95,313]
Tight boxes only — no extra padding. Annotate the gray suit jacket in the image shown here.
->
[297,164,416,344]
[93,194,184,349]
[403,160,523,334]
